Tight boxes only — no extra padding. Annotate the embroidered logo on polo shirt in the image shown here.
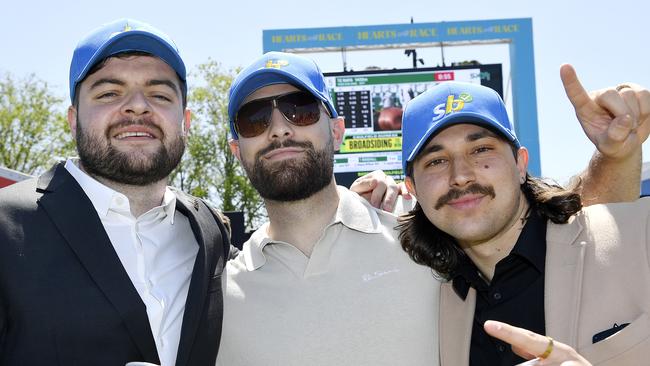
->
[362,268,400,282]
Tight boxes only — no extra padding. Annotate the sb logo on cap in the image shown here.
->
[432,92,473,121]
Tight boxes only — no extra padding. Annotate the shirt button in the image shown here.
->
[493,292,502,301]
[497,344,506,352]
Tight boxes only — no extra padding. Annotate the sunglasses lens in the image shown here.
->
[235,91,324,138]
[235,100,271,138]
[278,92,322,126]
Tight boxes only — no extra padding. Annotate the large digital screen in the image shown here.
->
[324,64,503,187]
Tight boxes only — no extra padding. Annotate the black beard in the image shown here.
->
[242,138,334,202]
[75,117,185,186]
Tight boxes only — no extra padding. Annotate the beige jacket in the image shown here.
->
[440,197,650,366]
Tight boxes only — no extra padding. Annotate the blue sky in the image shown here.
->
[2,0,648,181]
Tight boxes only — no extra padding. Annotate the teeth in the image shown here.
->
[115,131,153,139]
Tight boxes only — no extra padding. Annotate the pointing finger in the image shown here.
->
[484,321,550,360]
[560,64,590,111]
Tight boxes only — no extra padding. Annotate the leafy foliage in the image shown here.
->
[0,74,74,174]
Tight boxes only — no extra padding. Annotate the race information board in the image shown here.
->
[324,64,503,187]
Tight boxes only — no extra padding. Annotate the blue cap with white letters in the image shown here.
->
[402,81,519,174]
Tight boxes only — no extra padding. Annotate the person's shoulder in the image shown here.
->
[167,187,233,246]
[580,197,650,219]
[0,179,41,245]
[168,187,226,221]
[553,197,650,238]
[336,186,402,248]
[0,177,39,210]
[339,186,398,218]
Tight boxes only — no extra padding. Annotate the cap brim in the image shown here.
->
[405,111,520,167]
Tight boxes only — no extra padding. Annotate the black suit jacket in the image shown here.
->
[0,163,230,366]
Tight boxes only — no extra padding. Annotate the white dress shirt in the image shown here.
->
[65,159,198,366]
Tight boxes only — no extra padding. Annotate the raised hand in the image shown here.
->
[560,63,650,160]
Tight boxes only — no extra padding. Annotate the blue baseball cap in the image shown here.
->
[228,51,338,139]
[69,18,186,103]
[402,81,519,174]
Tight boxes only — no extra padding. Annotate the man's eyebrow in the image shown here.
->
[147,79,181,94]
[419,143,443,156]
[466,129,498,142]
[417,128,499,158]
[89,78,126,90]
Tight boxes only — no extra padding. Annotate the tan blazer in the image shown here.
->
[440,197,650,366]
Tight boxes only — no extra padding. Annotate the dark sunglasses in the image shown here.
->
[234,91,330,138]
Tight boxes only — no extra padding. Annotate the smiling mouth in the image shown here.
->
[114,131,155,139]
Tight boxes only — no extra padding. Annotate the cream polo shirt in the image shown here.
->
[217,187,440,366]
[64,159,198,366]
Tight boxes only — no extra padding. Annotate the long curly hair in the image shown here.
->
[397,174,582,279]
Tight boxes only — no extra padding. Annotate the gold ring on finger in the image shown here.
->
[538,336,554,359]
[616,84,632,92]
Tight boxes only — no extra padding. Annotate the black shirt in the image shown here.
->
[451,212,547,366]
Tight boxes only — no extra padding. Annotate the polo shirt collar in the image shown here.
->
[243,186,384,271]
[335,186,384,234]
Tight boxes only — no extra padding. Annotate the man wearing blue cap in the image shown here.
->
[399,70,650,365]
[0,19,230,366]
[217,51,439,365]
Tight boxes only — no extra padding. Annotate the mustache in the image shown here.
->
[434,183,496,210]
[255,139,315,160]
[106,117,163,139]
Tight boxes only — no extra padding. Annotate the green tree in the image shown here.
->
[0,73,74,175]
[171,60,265,229]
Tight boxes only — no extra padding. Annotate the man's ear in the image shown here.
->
[404,176,417,199]
[331,117,345,151]
[182,109,192,135]
[229,139,241,161]
[516,147,529,182]
[67,105,78,140]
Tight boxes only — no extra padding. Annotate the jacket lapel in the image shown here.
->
[439,282,475,366]
[36,163,159,362]
[174,193,221,366]
[544,212,586,347]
